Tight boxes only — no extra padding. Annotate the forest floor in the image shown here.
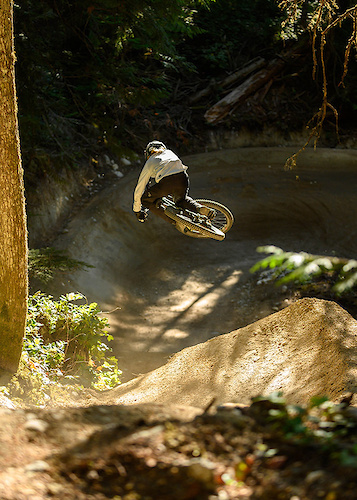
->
[1,393,357,500]
[1,146,357,499]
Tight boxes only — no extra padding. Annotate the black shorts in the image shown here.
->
[141,171,189,206]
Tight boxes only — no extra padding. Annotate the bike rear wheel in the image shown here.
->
[195,199,234,235]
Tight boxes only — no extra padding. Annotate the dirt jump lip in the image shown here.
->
[101,297,357,408]
[47,147,357,383]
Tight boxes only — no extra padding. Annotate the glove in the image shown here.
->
[135,210,148,223]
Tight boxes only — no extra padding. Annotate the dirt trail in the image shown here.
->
[1,147,357,500]
[48,147,357,382]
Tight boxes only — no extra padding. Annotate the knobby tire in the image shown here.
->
[195,199,234,234]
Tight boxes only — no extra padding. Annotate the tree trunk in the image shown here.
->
[0,0,28,374]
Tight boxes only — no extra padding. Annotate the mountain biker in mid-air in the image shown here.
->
[133,141,214,223]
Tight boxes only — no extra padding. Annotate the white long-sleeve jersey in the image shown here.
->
[133,149,187,212]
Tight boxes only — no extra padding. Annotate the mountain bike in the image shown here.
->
[157,196,234,241]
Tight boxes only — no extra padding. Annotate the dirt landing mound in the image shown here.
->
[104,298,357,408]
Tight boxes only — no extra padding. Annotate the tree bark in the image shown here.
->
[0,0,28,373]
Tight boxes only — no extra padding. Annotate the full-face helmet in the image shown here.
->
[144,141,166,160]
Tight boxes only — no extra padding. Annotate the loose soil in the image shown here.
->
[2,147,357,499]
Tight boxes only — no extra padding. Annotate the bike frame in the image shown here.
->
[158,196,227,241]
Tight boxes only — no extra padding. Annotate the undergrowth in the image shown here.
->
[251,392,357,468]
[28,248,92,283]
[251,245,357,295]
[2,292,121,406]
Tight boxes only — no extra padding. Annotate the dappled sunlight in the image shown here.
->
[193,270,242,310]
[265,367,292,393]
[48,147,357,382]
[145,269,242,348]
[109,298,357,409]
[107,267,243,355]
[155,270,242,343]
[163,329,189,340]
[167,270,241,314]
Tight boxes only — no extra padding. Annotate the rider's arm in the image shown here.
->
[133,162,153,212]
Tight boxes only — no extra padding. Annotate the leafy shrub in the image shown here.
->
[7,292,121,405]
[251,245,357,295]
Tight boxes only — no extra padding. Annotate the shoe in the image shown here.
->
[198,205,215,219]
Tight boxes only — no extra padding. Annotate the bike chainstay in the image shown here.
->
[161,197,225,240]
[164,202,209,226]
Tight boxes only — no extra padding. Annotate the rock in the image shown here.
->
[24,418,49,433]
[25,460,51,473]
[305,470,326,485]
[0,394,16,409]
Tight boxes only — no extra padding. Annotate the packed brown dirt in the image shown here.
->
[103,297,357,408]
[48,146,357,382]
[2,146,357,499]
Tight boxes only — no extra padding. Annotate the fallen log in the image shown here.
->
[204,39,309,125]
[204,57,286,124]
[189,57,266,105]
[221,57,266,89]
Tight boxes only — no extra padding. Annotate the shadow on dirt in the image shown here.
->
[45,147,357,382]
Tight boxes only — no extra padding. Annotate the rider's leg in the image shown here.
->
[141,178,175,223]
[170,172,201,212]
[141,172,214,221]
[173,172,215,218]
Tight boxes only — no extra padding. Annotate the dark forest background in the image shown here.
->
[14,0,357,187]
